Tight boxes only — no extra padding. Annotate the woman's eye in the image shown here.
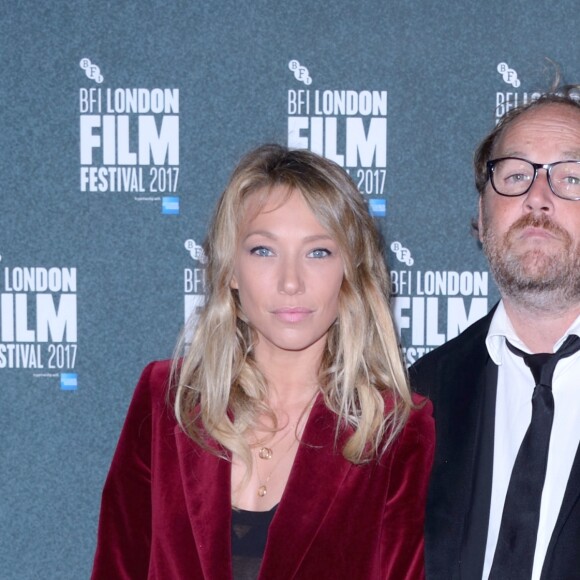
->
[250,246,273,257]
[308,248,331,258]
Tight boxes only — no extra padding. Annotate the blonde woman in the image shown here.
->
[92,144,434,579]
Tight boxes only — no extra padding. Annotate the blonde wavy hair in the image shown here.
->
[172,144,413,471]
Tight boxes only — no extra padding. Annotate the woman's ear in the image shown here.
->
[230,274,238,289]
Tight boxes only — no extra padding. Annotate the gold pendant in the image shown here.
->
[257,485,267,497]
[259,447,273,460]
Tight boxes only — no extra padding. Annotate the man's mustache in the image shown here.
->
[507,213,570,242]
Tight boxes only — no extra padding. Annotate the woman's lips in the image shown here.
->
[272,307,313,323]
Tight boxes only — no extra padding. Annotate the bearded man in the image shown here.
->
[411,85,580,580]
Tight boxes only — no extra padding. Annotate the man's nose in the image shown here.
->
[524,169,554,213]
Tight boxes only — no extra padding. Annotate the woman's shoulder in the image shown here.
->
[396,393,435,456]
[407,393,434,434]
[129,359,176,411]
[380,390,434,446]
[381,390,433,419]
[140,359,173,386]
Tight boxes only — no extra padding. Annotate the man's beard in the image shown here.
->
[481,212,580,310]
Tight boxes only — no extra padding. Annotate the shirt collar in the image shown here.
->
[486,300,580,365]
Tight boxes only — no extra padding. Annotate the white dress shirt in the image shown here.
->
[482,301,580,580]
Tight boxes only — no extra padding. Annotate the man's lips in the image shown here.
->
[507,213,568,245]
[516,226,560,241]
[272,307,313,323]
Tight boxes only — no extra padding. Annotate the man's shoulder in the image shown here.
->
[414,310,492,368]
[409,306,496,394]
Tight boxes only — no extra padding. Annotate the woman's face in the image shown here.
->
[231,186,344,361]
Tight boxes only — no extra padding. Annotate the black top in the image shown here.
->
[231,504,278,580]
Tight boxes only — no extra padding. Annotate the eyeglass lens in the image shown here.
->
[491,158,580,199]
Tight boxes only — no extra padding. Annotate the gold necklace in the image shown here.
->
[257,424,293,461]
[258,446,273,460]
[254,394,317,497]
[256,434,299,498]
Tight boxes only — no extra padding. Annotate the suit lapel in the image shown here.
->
[458,358,497,577]
[422,309,495,577]
[175,426,232,580]
[259,397,353,578]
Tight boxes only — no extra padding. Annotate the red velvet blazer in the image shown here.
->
[92,360,434,579]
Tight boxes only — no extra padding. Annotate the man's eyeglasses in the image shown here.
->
[487,157,580,201]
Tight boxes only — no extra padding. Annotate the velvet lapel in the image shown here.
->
[259,397,353,578]
[175,426,233,580]
[425,309,494,577]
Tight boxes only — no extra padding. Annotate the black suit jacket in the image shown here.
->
[410,307,580,580]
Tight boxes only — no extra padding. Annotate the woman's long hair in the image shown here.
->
[172,144,413,471]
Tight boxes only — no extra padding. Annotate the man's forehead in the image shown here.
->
[494,103,580,155]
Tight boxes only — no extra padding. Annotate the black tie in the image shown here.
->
[489,334,580,579]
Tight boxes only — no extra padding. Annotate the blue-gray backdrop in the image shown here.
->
[1,1,577,577]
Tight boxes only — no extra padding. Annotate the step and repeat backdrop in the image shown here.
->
[1,1,577,577]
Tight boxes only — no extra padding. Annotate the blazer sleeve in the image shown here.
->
[382,397,435,579]
[91,362,160,580]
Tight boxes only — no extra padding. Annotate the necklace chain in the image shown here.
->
[256,432,299,497]
[252,394,317,498]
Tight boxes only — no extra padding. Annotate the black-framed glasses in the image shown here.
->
[487,157,580,201]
